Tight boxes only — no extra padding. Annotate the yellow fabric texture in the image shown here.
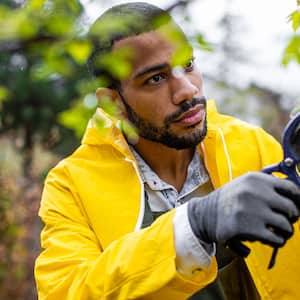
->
[35,100,300,299]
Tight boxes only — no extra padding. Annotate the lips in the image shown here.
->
[174,105,205,126]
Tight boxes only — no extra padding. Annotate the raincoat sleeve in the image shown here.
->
[34,163,217,300]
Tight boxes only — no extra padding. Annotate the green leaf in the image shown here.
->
[171,43,193,67]
[66,0,82,14]
[282,35,300,66]
[0,9,37,40]
[66,40,92,64]
[45,43,75,76]
[90,13,143,43]
[195,33,214,52]
[0,86,10,102]
[27,0,46,10]
[30,63,54,80]
[96,47,133,80]
[44,14,75,36]
[159,21,187,46]
[76,78,109,95]
[58,99,95,138]
[120,119,138,144]
[288,9,300,32]
[18,16,38,39]
[98,95,120,116]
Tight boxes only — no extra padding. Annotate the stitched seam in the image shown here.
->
[125,157,145,232]
[218,128,233,181]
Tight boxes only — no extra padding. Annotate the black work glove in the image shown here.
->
[188,172,300,248]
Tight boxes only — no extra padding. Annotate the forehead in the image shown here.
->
[113,28,191,77]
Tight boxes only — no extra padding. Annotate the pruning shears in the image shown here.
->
[227,112,300,268]
[262,112,300,269]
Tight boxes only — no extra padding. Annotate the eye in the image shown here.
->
[146,73,167,85]
[184,58,195,72]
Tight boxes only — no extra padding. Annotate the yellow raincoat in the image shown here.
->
[35,100,300,299]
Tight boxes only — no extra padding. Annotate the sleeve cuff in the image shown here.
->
[173,202,216,277]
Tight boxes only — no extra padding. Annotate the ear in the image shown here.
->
[95,87,127,117]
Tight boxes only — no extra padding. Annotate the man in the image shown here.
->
[34,2,300,299]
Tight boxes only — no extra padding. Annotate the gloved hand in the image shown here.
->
[188,172,300,247]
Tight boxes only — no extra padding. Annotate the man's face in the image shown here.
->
[113,28,207,149]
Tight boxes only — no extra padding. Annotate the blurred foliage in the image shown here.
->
[0,177,24,298]
[282,5,300,65]
[0,0,94,172]
[59,95,97,138]
[0,138,39,299]
[0,177,20,283]
[194,33,214,52]
[0,1,95,299]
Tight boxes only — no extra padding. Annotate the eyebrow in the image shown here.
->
[133,63,169,79]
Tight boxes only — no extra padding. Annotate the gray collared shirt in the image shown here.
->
[130,146,215,276]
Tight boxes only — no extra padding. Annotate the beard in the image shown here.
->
[120,94,208,150]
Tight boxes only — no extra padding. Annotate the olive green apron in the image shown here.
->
[142,193,261,300]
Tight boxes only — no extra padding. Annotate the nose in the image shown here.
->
[171,74,200,105]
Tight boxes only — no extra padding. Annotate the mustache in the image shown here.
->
[164,96,207,126]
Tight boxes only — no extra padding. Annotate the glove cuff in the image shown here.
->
[187,190,219,243]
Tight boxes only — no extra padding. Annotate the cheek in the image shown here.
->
[125,95,163,123]
[128,89,169,117]
[142,101,166,122]
[146,91,174,123]
[122,84,176,124]
[190,71,203,91]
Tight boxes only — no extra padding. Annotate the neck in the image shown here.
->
[132,137,195,192]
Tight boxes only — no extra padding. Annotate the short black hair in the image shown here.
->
[87,2,186,88]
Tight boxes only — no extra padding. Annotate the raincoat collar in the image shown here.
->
[81,99,226,188]
[81,107,135,160]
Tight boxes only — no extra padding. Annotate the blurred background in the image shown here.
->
[0,0,299,299]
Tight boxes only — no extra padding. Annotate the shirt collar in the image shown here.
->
[129,146,209,194]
